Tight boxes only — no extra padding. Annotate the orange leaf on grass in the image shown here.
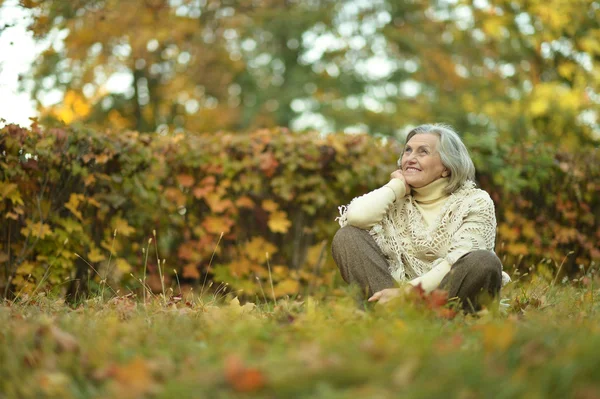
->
[224,355,266,393]
[111,357,157,398]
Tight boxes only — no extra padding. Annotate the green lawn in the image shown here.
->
[1,277,599,399]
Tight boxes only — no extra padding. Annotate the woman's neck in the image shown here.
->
[412,177,450,203]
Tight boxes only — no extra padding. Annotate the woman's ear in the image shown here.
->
[442,169,449,177]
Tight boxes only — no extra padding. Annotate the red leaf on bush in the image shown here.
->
[259,152,279,177]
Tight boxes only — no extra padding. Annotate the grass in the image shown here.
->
[1,276,600,399]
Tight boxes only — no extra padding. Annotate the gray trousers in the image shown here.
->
[331,225,503,312]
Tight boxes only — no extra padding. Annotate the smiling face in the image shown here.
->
[400,133,448,188]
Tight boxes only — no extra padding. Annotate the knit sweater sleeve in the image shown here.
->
[336,178,407,230]
[409,191,497,293]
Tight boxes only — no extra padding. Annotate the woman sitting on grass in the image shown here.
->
[332,124,510,312]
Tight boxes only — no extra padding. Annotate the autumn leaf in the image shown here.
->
[64,193,85,221]
[228,258,254,277]
[244,237,277,262]
[192,185,214,199]
[178,242,202,262]
[115,259,132,273]
[202,216,234,235]
[21,220,53,239]
[83,174,96,187]
[261,199,278,212]
[87,247,106,263]
[183,263,200,279]
[176,174,195,188]
[164,187,187,207]
[224,354,266,393]
[476,323,516,352]
[268,210,291,234]
[235,196,255,208]
[259,151,279,177]
[205,192,233,213]
[112,217,136,236]
[111,357,158,398]
[273,279,299,297]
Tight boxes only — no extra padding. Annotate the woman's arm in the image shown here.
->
[408,191,497,293]
[345,177,408,229]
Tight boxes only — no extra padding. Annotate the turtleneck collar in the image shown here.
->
[412,177,450,203]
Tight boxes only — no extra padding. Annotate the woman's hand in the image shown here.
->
[368,285,411,304]
[390,169,411,194]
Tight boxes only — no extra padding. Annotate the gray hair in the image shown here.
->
[403,123,475,193]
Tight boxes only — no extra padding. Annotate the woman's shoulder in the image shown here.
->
[453,181,494,207]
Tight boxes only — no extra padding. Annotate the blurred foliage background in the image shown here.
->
[0,0,599,300]
[2,0,599,145]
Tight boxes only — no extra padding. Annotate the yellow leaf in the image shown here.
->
[261,199,278,212]
[529,98,549,117]
[202,216,233,235]
[112,357,157,397]
[115,259,132,273]
[17,261,35,275]
[88,247,106,263]
[21,221,52,239]
[273,278,299,297]
[268,210,291,234]
[228,258,254,277]
[64,193,85,221]
[244,237,277,262]
[87,197,101,208]
[205,193,233,213]
[229,296,256,315]
[112,217,135,236]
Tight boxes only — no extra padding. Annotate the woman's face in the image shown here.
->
[400,133,447,188]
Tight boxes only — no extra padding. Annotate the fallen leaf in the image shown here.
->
[224,354,266,392]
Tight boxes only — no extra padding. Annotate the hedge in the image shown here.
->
[0,123,598,300]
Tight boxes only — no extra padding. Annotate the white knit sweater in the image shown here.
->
[336,177,508,292]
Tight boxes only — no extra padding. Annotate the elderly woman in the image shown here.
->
[332,124,509,312]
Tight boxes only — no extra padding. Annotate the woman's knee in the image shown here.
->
[331,225,364,253]
[462,250,502,276]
